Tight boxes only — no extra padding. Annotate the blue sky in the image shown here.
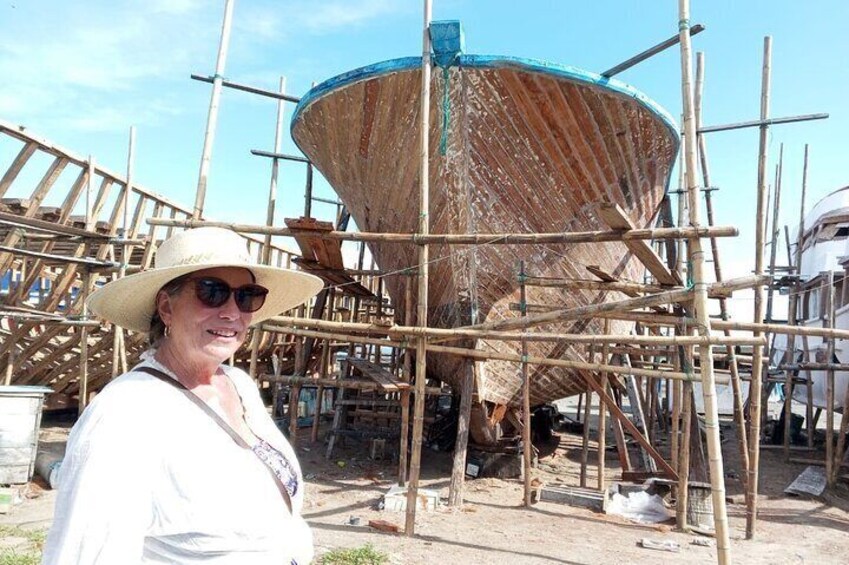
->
[1,0,847,288]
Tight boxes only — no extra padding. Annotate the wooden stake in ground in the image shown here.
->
[405,0,432,536]
[747,35,772,541]
[678,2,731,560]
[193,0,235,219]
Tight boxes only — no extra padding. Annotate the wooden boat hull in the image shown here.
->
[291,56,678,414]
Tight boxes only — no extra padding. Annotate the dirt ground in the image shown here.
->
[3,410,849,564]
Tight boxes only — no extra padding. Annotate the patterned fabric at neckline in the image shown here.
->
[251,439,299,500]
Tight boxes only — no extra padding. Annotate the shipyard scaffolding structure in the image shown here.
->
[1,2,846,565]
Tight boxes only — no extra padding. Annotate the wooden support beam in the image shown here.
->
[597,202,681,285]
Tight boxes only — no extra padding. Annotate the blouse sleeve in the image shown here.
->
[42,387,156,565]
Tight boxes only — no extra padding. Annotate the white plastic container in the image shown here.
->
[0,386,52,484]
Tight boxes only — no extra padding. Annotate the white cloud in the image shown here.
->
[292,0,404,34]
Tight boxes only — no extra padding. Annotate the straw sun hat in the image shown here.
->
[87,227,324,333]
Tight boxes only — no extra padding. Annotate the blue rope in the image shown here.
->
[439,65,451,156]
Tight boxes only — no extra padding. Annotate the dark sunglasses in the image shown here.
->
[189,277,269,313]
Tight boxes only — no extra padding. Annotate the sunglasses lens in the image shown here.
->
[194,278,231,308]
[234,285,268,313]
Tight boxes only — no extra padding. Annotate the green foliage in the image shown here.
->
[318,543,389,565]
[0,525,46,565]
[0,550,41,565]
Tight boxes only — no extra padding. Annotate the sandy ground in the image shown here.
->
[2,409,849,564]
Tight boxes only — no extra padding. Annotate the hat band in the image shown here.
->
[161,250,253,268]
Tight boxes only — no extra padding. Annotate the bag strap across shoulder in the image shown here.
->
[135,364,293,513]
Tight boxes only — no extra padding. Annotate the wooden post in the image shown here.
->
[77,272,92,413]
[826,272,835,486]
[747,36,772,541]
[405,0,431,536]
[580,385,592,488]
[250,76,288,381]
[448,359,474,506]
[520,262,533,505]
[311,288,335,443]
[676,355,693,529]
[399,279,413,485]
[835,359,849,483]
[192,0,235,219]
[679,3,731,559]
[597,319,610,491]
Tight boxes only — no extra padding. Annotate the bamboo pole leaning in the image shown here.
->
[678,2,731,561]
[249,76,288,381]
[193,0,235,219]
[694,52,749,490]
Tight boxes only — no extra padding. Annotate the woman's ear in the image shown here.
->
[156,290,174,326]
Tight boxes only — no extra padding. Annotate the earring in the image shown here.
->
[164,325,171,338]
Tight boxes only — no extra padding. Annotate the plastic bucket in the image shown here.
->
[0,386,52,484]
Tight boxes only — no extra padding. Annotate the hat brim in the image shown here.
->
[87,263,324,333]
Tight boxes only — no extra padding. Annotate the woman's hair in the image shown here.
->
[148,274,190,346]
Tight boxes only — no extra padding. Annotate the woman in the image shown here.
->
[43,227,324,564]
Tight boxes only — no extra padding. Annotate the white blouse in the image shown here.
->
[42,357,313,564]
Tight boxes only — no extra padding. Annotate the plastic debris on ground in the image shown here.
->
[605,490,672,524]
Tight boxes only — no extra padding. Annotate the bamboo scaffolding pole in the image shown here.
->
[111,127,135,379]
[766,146,784,323]
[524,277,672,293]
[267,314,766,345]
[746,36,772,541]
[249,76,288,380]
[679,3,730,559]
[406,0,431,536]
[193,0,234,219]
[263,324,708,382]
[399,279,413,486]
[713,319,849,340]
[694,51,749,491]
[147,217,738,245]
[826,272,836,486]
[261,375,441,395]
[597,320,610,491]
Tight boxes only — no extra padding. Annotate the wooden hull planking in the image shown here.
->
[292,56,679,408]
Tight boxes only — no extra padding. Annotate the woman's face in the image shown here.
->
[157,267,255,367]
